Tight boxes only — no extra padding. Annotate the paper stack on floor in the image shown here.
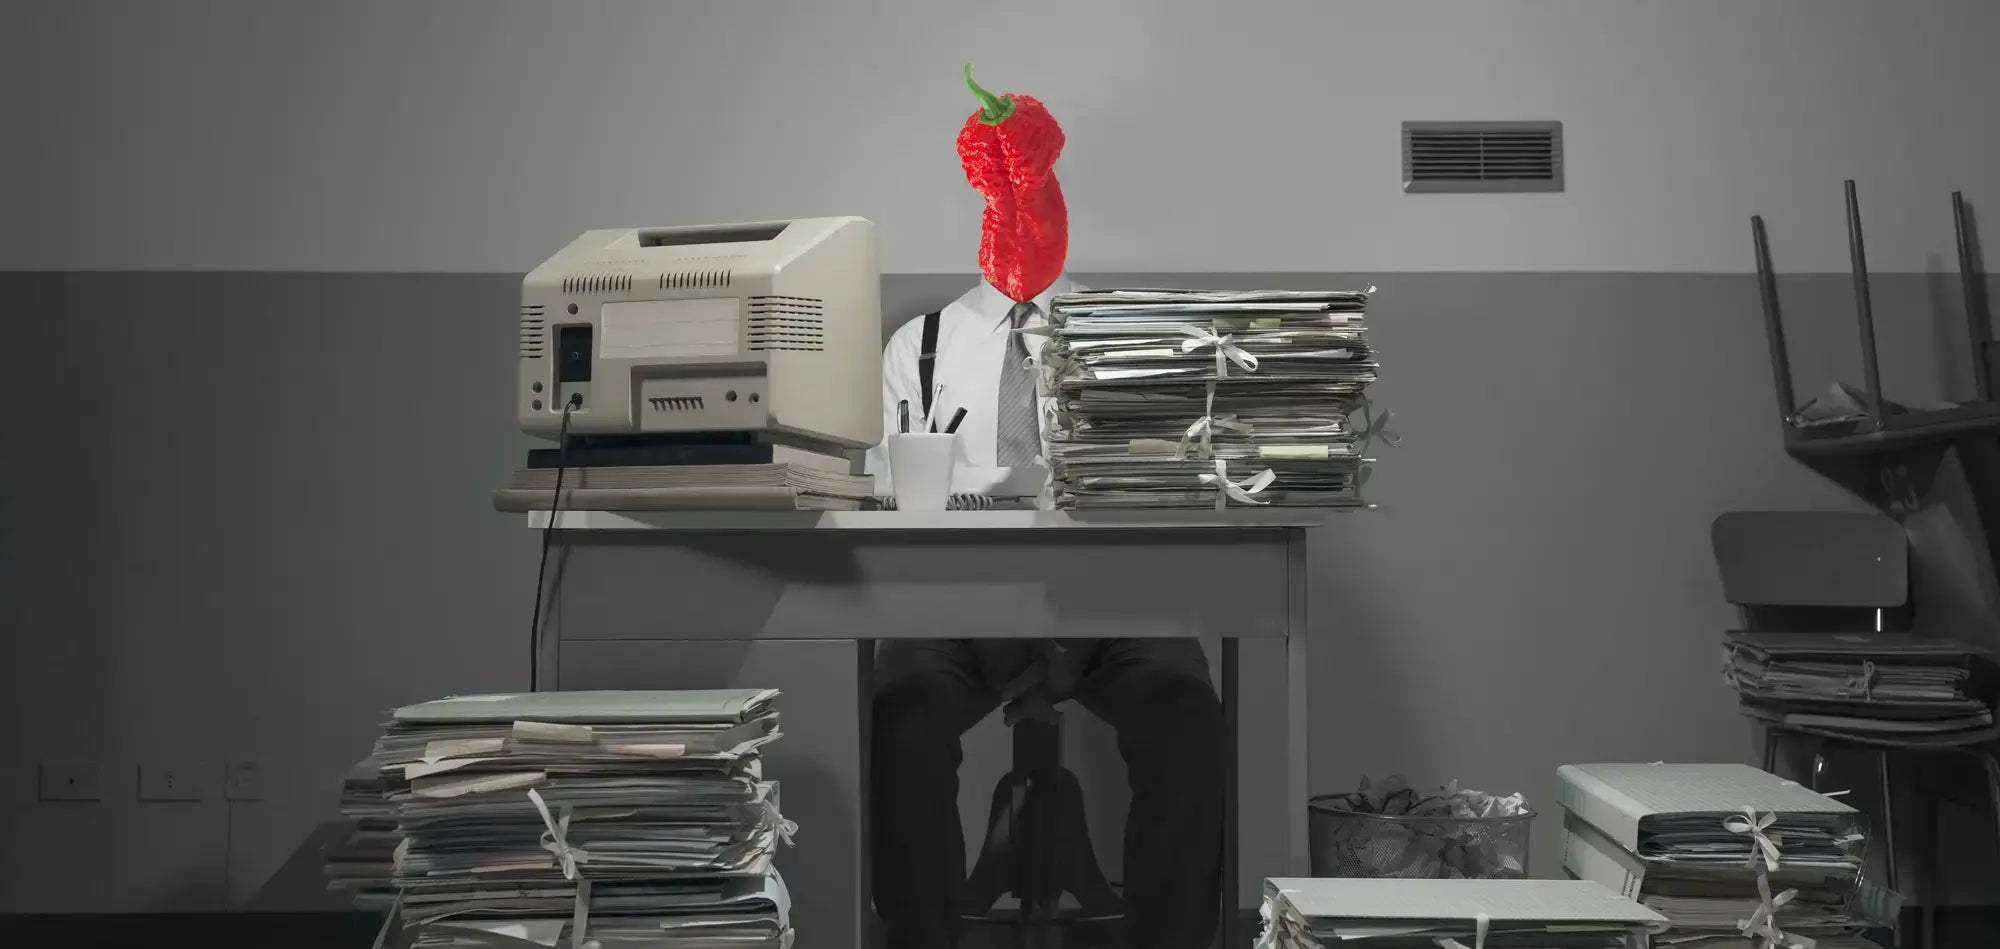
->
[1042,288,1384,510]
[324,756,399,910]
[334,689,797,949]
[1557,762,1883,949]
[1256,877,1665,949]
[1723,631,1997,745]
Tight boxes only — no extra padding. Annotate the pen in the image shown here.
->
[943,407,969,434]
[897,400,910,434]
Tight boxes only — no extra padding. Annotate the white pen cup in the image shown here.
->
[887,433,958,512]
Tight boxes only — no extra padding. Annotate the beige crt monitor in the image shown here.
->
[518,217,882,454]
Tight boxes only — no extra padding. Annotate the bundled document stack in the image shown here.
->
[1557,762,1883,949]
[324,757,399,910]
[336,689,797,949]
[1256,878,1665,949]
[1042,288,1383,510]
[1723,631,1997,745]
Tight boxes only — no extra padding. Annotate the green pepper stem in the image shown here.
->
[964,63,1016,125]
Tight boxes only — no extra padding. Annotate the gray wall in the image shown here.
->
[7,0,2000,928]
[7,0,2000,274]
[5,269,1996,922]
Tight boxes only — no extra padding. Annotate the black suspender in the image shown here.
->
[917,309,942,419]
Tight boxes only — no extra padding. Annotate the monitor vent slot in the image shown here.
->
[660,270,733,290]
[519,304,546,359]
[1402,120,1564,193]
[562,273,635,294]
[647,396,706,412]
[746,296,826,352]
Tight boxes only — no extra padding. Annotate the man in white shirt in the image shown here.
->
[863,275,1226,949]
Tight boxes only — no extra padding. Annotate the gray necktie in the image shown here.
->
[995,301,1041,466]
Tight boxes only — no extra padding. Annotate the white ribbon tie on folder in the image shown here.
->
[1351,396,1401,452]
[370,895,403,949]
[1176,382,1254,460]
[1845,659,1878,701]
[765,798,799,847]
[1723,806,1811,949]
[528,787,599,949]
[1199,459,1275,510]
[1177,325,1259,378]
[1724,807,1783,872]
[1434,911,1490,949]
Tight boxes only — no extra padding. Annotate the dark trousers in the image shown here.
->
[869,637,1225,949]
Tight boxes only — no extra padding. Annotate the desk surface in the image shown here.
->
[527,509,1331,531]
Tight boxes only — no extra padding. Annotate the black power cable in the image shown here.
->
[527,393,582,692]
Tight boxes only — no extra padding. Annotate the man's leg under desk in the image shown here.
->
[1076,638,1227,949]
[868,639,1002,949]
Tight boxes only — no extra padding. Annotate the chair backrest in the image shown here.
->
[1712,511,1909,631]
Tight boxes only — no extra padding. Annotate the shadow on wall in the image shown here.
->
[246,822,353,910]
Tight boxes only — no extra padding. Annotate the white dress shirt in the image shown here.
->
[865,276,1084,495]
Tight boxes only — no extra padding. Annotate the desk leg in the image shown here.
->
[855,638,876,949]
[1221,637,1240,949]
[1286,530,1311,877]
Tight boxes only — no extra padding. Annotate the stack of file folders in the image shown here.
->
[1723,631,1997,745]
[1256,877,1666,949]
[324,757,400,910]
[1557,762,1884,949]
[331,689,797,949]
[1042,288,1382,510]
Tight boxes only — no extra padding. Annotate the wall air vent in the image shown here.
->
[746,296,826,352]
[1402,121,1563,193]
[563,273,634,294]
[519,304,546,359]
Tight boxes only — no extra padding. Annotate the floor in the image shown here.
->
[7,906,1998,948]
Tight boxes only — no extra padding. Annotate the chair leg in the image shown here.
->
[1761,726,1782,775]
[1984,750,2000,862]
[1875,750,1904,949]
[1919,781,1937,949]
[1809,739,1829,791]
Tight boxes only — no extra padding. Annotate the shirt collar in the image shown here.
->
[966,275,1079,332]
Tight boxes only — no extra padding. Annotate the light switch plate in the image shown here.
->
[39,760,103,802]
[138,762,207,802]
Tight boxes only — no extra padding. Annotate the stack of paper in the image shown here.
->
[493,461,872,512]
[1257,877,1665,949]
[1557,762,1881,948]
[337,689,797,949]
[1723,631,1996,744]
[1042,289,1382,510]
[324,757,399,910]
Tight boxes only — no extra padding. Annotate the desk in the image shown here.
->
[527,509,1316,948]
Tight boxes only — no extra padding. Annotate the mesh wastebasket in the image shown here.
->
[1307,795,1533,878]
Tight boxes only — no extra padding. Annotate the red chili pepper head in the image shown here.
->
[957,64,1068,303]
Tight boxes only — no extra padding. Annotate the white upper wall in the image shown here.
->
[6,0,1997,274]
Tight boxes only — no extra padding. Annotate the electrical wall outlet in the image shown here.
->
[39,760,103,802]
[225,760,265,801]
[137,762,207,802]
